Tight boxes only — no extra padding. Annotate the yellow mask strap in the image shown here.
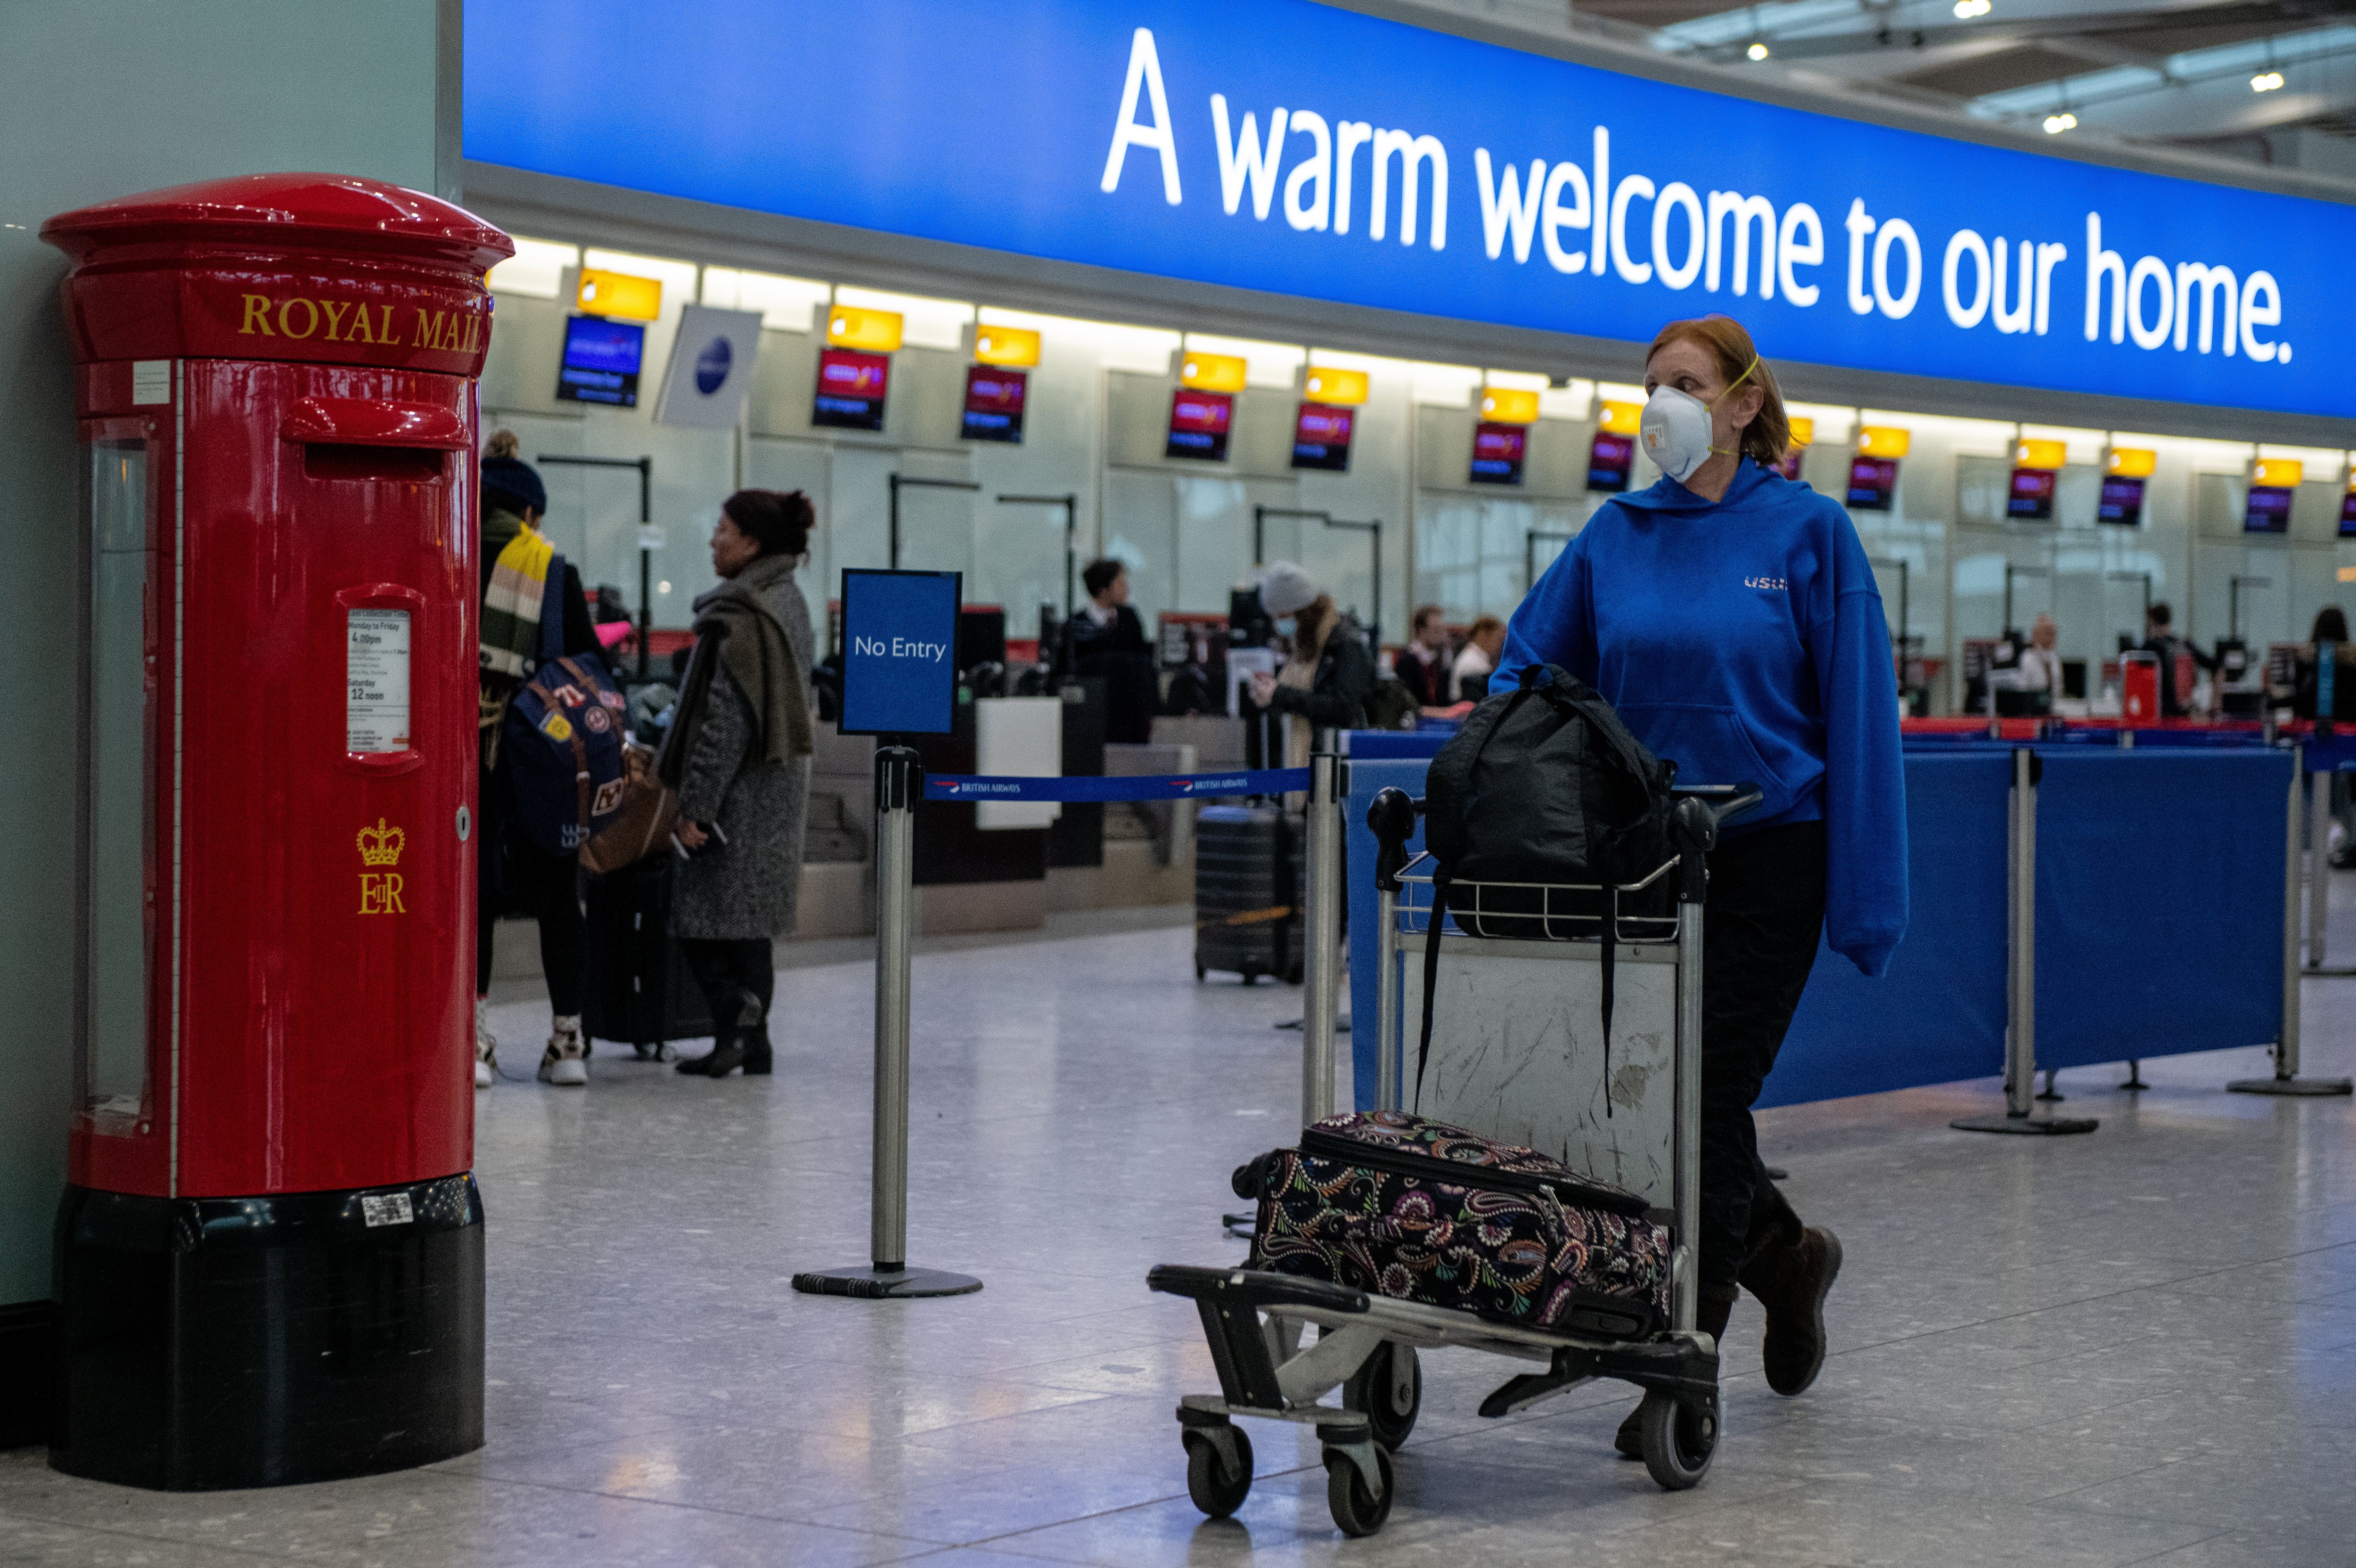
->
[1703,355,1763,460]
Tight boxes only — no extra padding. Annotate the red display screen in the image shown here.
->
[961,366,1027,443]
[1166,389,1233,460]
[1587,431,1634,492]
[1773,449,1804,481]
[1471,422,1528,485]
[1291,402,1354,471]
[2007,466,2058,520]
[1847,457,1899,511]
[2341,490,2356,535]
[813,348,890,431]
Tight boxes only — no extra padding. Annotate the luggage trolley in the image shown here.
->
[1150,783,1758,1535]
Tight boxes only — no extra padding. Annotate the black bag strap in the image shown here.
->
[1598,882,1615,1120]
[1413,872,1448,1111]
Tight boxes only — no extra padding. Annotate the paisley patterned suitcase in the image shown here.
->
[1237,1111,1673,1339]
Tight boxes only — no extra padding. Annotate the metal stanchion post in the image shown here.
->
[1955,748,2098,1134]
[2307,767,2329,972]
[793,747,984,1297]
[1301,752,1341,1125]
[2233,745,2354,1095]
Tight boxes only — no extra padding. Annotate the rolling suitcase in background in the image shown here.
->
[1194,803,1301,984]
[583,856,713,1057]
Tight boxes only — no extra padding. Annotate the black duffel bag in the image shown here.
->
[1415,663,1678,1105]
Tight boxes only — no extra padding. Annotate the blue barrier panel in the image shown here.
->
[1346,759,1432,1109]
[1342,731,1451,760]
[2032,749,2289,1071]
[1762,752,2012,1107]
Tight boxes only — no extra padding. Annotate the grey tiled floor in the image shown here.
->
[9,905,2356,1566]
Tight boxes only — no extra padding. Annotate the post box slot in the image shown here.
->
[303,444,445,483]
[281,397,469,449]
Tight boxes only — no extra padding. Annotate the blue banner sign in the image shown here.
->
[469,0,2356,419]
[839,569,960,735]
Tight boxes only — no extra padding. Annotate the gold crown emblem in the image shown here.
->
[357,818,405,867]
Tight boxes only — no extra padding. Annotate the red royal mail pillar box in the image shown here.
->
[40,174,512,1490]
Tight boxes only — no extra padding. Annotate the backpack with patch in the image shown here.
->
[503,654,630,856]
[1415,663,1678,1105]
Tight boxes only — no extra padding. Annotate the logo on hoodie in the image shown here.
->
[1744,575,1789,592]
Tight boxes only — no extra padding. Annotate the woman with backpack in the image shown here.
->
[475,435,605,1088]
[664,490,818,1080]
[1492,316,1907,1456]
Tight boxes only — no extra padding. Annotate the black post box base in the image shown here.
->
[51,1174,484,1490]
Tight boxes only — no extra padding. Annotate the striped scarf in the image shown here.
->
[480,518,554,686]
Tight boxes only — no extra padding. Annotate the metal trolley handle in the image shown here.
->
[1366,783,1763,904]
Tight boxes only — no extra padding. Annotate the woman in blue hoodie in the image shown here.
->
[1495,315,1906,1454]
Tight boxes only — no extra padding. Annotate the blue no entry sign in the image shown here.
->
[839,569,961,735]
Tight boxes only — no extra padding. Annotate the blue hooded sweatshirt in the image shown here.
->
[1494,457,1908,978]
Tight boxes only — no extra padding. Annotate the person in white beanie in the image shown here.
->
[1245,561,1377,764]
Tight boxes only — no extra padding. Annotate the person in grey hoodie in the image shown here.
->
[661,490,817,1079]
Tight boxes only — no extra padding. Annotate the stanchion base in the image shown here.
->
[2300,966,2356,977]
[2226,1076,2355,1096]
[1221,1211,1255,1239]
[1950,1113,2100,1135]
[791,1266,983,1299]
[1761,1166,1790,1181]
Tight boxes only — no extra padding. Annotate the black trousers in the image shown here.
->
[680,938,775,1039]
[475,760,589,1015]
[1697,820,1826,1297]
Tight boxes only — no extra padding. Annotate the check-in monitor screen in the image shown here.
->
[1166,389,1233,460]
[1470,422,1527,486]
[556,315,645,407]
[2099,476,2146,526]
[960,366,1027,443]
[1587,431,1633,492]
[813,349,891,431]
[1848,457,1899,511]
[2007,467,2057,520]
[2244,484,2295,533]
[1290,402,1354,471]
[2339,490,2356,536]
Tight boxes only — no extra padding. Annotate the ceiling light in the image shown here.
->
[1954,0,1991,17]
[2043,112,2078,133]
[2252,70,2284,92]
[1747,41,1769,59]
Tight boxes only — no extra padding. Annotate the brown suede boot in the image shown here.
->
[1739,1226,1842,1396]
[1614,1287,1734,1458]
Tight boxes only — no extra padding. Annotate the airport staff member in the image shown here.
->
[1056,558,1158,743]
[2015,615,2061,697]
[1391,604,1452,705]
[1494,315,1907,1457]
[1450,616,1506,702]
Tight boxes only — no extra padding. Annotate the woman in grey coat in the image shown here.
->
[661,489,817,1078]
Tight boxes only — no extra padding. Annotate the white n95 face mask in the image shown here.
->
[1639,387,1715,483]
[1638,355,1762,485]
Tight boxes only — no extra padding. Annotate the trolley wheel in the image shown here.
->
[1182,1424,1252,1518]
[1637,1388,1717,1491]
[1344,1342,1422,1450]
[1323,1443,1395,1536]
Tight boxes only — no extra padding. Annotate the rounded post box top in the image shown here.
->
[42,173,515,376]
